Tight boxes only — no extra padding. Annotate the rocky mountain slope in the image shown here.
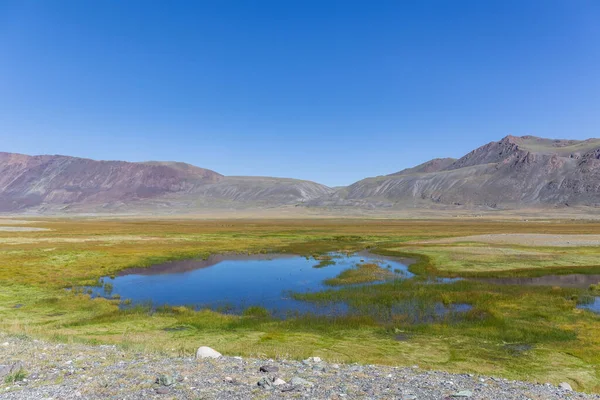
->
[3,135,600,213]
[309,136,600,209]
[0,152,333,213]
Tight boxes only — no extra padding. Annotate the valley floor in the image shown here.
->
[1,217,600,393]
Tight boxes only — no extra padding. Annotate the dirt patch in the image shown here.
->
[0,235,181,245]
[413,234,600,247]
[0,227,51,232]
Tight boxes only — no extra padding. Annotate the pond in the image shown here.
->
[578,297,600,314]
[88,251,416,318]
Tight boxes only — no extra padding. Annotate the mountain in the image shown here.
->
[308,135,600,209]
[3,135,600,214]
[0,152,333,212]
[388,158,457,176]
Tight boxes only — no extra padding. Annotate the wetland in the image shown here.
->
[2,218,600,392]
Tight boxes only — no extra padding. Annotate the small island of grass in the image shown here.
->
[313,255,336,268]
[324,263,396,286]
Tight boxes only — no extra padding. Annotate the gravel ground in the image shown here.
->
[0,333,596,400]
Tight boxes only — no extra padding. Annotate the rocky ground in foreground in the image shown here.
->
[0,333,596,400]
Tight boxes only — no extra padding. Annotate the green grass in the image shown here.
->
[4,369,27,384]
[393,243,600,275]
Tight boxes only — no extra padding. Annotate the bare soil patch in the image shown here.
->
[414,234,600,247]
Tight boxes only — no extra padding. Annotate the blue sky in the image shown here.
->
[1,1,599,186]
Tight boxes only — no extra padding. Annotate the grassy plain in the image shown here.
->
[1,217,600,391]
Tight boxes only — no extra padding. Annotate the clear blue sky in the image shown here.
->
[1,1,598,186]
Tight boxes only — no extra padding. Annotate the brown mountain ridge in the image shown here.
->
[0,152,332,212]
[2,135,600,213]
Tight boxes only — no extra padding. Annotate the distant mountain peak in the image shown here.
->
[309,135,600,209]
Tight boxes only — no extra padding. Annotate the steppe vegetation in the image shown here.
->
[1,218,600,391]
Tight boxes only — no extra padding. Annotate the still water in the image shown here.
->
[89,252,414,317]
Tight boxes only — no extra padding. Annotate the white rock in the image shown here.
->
[1,342,8,346]
[304,356,322,363]
[559,382,573,391]
[273,378,286,386]
[195,346,222,359]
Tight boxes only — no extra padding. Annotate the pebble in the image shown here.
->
[155,387,169,394]
[452,390,473,397]
[257,377,273,389]
[156,375,174,386]
[259,365,279,373]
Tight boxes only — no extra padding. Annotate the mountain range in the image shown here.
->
[2,135,600,214]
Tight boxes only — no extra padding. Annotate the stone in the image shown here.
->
[155,387,169,394]
[559,382,573,391]
[195,346,222,359]
[452,390,473,398]
[273,378,286,386]
[303,356,322,364]
[313,364,326,372]
[0,365,10,379]
[281,385,297,392]
[156,375,175,386]
[257,377,273,389]
[290,376,314,387]
[260,365,279,373]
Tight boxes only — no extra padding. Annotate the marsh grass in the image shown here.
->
[324,263,396,286]
[313,255,336,268]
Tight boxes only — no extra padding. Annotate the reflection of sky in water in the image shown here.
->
[578,297,600,314]
[88,253,412,317]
